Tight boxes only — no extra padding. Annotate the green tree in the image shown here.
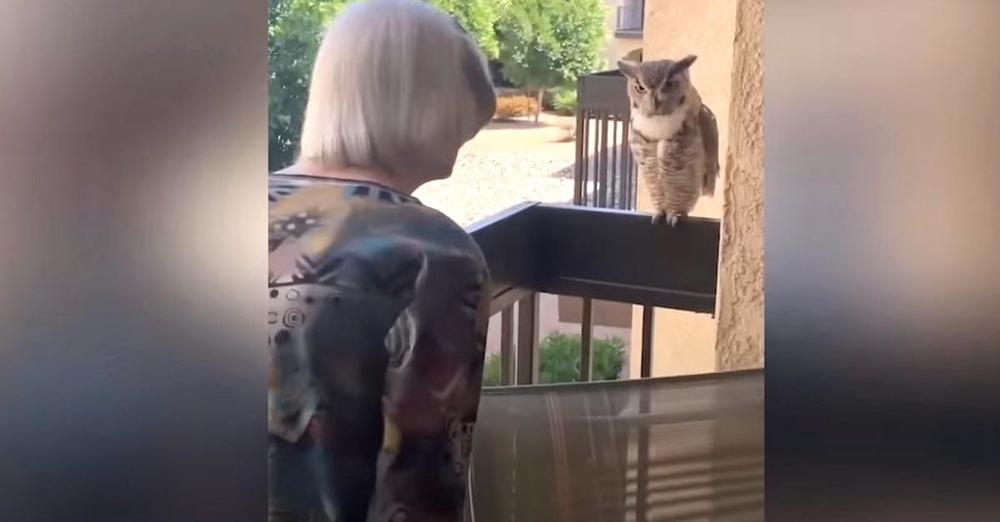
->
[269,0,346,171]
[269,0,503,170]
[427,0,502,59]
[482,333,625,386]
[496,0,605,121]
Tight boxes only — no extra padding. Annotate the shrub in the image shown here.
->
[481,332,626,387]
[483,352,503,387]
[496,0,605,116]
[494,95,539,120]
[552,88,577,116]
[539,333,624,384]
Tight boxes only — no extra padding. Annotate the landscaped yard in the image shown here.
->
[414,112,577,226]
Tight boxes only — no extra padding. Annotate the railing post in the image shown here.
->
[500,307,515,386]
[640,305,654,378]
[515,293,539,385]
[610,117,619,208]
[579,111,591,206]
[622,120,634,211]
[592,111,600,207]
[580,298,594,382]
[573,86,586,206]
[598,115,610,207]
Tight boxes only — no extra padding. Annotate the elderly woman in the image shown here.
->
[267,1,496,520]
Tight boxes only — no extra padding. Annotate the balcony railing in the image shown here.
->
[468,203,720,384]
[465,204,763,521]
[576,70,635,210]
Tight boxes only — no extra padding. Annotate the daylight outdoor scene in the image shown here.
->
[269,0,763,519]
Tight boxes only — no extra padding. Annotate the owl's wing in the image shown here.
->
[698,104,720,197]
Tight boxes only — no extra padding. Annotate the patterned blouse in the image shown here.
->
[268,174,490,522]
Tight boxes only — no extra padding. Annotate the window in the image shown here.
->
[616,0,644,37]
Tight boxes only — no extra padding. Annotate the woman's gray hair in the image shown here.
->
[299,0,496,178]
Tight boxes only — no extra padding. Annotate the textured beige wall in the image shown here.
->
[715,0,764,371]
[628,0,738,378]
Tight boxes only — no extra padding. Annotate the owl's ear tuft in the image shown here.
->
[618,60,639,79]
[671,55,697,76]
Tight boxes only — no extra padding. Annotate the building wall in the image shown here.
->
[602,0,643,67]
[715,0,764,371]
[628,0,740,378]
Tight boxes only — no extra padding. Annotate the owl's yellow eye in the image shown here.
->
[634,83,646,94]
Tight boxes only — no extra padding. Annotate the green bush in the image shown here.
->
[482,332,625,387]
[552,88,577,116]
[483,352,503,387]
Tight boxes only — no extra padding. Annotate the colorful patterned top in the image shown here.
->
[268,174,490,521]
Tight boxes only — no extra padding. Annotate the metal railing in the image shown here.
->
[467,203,720,385]
[575,70,635,211]
[466,204,759,522]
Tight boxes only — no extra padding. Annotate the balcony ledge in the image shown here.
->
[467,202,720,314]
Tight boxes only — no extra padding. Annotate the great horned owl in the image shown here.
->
[619,55,719,227]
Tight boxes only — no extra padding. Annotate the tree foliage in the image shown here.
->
[269,0,507,170]
[268,0,346,170]
[427,0,502,59]
[496,0,605,91]
[268,0,605,168]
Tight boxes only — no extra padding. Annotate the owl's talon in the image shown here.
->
[667,213,682,227]
[651,212,667,225]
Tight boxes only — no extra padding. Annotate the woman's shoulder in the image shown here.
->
[368,204,488,288]
[404,205,481,253]
[268,175,486,288]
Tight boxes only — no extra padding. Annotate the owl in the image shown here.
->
[619,55,719,227]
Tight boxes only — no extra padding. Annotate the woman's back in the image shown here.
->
[267,0,496,519]
[268,174,489,521]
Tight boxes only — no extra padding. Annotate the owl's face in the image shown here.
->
[619,56,697,117]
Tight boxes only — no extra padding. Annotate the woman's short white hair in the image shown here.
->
[299,0,496,178]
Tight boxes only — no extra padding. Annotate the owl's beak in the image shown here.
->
[652,98,662,112]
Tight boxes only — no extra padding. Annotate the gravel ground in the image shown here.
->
[414,150,574,226]
[413,114,577,226]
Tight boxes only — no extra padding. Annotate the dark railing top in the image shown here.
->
[467,203,721,315]
[577,69,630,113]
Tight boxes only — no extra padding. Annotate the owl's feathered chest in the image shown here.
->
[631,110,689,141]
[630,109,701,163]
[628,106,706,192]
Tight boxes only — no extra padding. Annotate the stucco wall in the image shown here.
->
[715,0,764,371]
[628,0,738,378]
